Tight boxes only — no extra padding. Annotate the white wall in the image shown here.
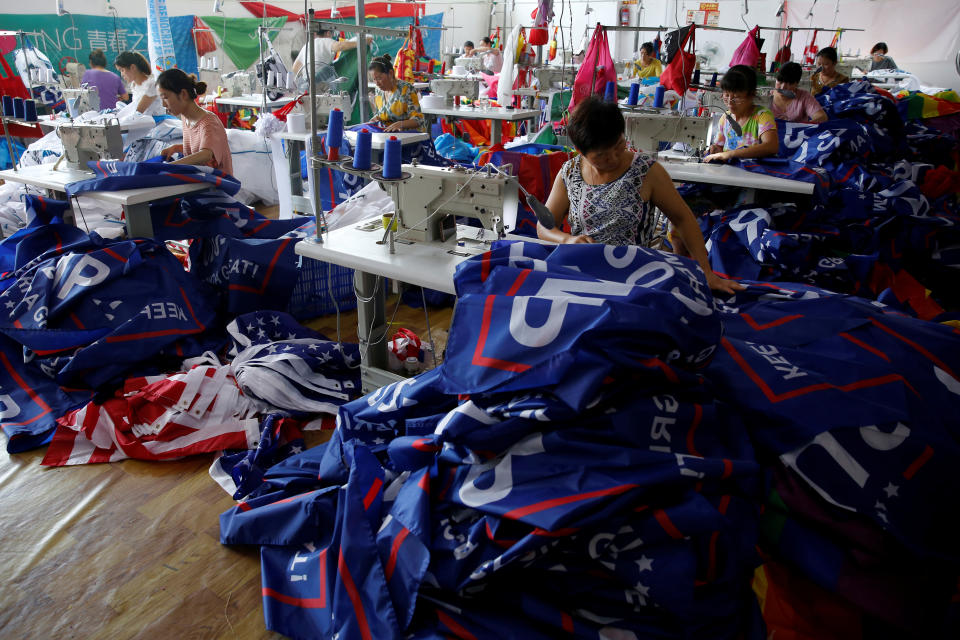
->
[507,0,960,89]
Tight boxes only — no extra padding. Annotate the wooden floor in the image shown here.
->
[0,299,454,639]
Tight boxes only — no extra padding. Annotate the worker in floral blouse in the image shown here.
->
[366,54,427,132]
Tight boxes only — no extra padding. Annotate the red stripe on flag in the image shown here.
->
[337,549,373,640]
[903,445,934,480]
[504,483,638,520]
[261,588,327,608]
[505,269,531,296]
[561,611,574,633]
[0,351,52,424]
[418,472,431,493]
[89,445,117,464]
[654,509,684,539]
[720,337,911,403]
[870,318,959,382]
[481,252,492,282]
[839,332,890,362]
[686,403,703,456]
[740,313,803,331]
[70,312,86,330]
[706,530,720,582]
[102,247,128,263]
[471,295,532,373]
[41,425,80,466]
[384,526,410,581]
[362,477,383,510]
[436,609,479,640]
[412,438,440,452]
[229,238,292,294]
[721,458,733,479]
[638,358,679,383]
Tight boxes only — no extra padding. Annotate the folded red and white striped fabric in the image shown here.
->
[42,364,261,467]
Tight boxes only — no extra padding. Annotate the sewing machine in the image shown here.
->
[57,120,124,171]
[295,162,523,391]
[533,65,577,89]
[379,163,520,242]
[623,110,713,156]
[221,71,258,97]
[62,87,100,117]
[429,78,480,107]
[62,62,86,89]
[304,93,353,128]
[453,56,484,73]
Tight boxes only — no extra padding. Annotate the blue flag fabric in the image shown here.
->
[148,190,310,242]
[0,333,93,452]
[0,195,87,280]
[226,310,361,415]
[221,242,766,640]
[65,160,241,198]
[442,242,721,400]
[0,235,216,389]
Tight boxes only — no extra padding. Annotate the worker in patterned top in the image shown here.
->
[366,54,426,132]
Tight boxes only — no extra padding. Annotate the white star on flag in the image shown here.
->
[4,301,14,309]
[247,324,256,332]
[883,482,899,498]
[287,332,297,340]
[257,328,267,339]
[270,315,281,326]
[636,555,653,573]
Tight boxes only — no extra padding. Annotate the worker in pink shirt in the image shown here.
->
[157,68,233,176]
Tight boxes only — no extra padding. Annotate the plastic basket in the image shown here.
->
[288,256,357,320]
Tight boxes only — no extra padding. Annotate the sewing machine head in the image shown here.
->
[623,110,713,157]
[379,164,519,243]
[57,120,124,171]
[453,56,484,73]
[533,65,576,89]
[62,87,101,117]
[429,78,480,106]
[221,71,257,97]
[62,62,86,89]
[305,93,353,128]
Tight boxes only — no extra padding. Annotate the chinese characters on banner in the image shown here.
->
[0,13,196,75]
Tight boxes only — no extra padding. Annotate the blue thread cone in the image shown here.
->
[383,136,401,179]
[603,80,617,102]
[353,128,372,170]
[710,72,718,87]
[13,97,24,119]
[653,85,666,108]
[627,83,640,106]
[693,69,701,85]
[2,95,13,117]
[327,108,343,160]
[23,99,37,122]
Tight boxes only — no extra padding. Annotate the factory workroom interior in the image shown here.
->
[2,0,960,638]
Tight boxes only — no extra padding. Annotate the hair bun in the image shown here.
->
[195,81,208,94]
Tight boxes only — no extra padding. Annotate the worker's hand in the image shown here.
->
[563,233,596,244]
[703,150,734,163]
[706,271,745,295]
[159,145,182,160]
[384,121,405,132]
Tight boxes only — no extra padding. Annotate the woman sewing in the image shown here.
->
[869,42,898,71]
[81,49,128,110]
[366,55,427,133]
[157,69,233,176]
[810,47,849,96]
[632,42,663,79]
[772,62,827,123]
[114,51,163,116]
[703,65,779,163]
[536,95,742,295]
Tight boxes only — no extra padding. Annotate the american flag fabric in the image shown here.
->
[65,160,241,198]
[226,310,360,416]
[43,362,260,466]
